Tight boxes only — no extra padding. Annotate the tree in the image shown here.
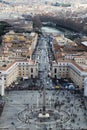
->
[0,21,11,36]
[32,15,42,29]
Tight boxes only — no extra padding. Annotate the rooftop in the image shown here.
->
[81,41,87,46]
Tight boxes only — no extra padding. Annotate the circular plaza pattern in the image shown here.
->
[0,90,87,130]
[18,104,70,128]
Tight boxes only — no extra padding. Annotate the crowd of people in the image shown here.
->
[53,90,87,129]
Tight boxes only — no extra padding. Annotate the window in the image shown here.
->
[54,75,57,78]
[4,78,6,80]
[54,68,57,73]
[31,68,33,73]
[26,63,28,67]
[31,74,33,78]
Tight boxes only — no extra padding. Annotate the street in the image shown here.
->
[33,35,54,89]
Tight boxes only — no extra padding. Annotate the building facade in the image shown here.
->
[52,61,87,89]
[0,60,38,96]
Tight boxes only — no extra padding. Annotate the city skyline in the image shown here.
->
[0,0,87,129]
[0,0,87,4]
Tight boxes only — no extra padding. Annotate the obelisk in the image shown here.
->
[43,86,46,115]
[38,86,49,118]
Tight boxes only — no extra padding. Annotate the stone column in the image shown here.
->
[43,86,46,115]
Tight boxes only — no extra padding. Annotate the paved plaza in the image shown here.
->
[0,90,87,130]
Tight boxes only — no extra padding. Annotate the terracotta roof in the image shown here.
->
[53,60,87,72]
[0,61,16,71]
[71,61,84,71]
[0,59,36,71]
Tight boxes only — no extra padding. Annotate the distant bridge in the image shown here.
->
[42,22,56,27]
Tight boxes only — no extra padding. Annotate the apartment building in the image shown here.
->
[51,34,87,92]
[1,31,38,61]
[52,60,87,89]
[0,31,38,96]
[18,60,38,79]
[0,60,38,96]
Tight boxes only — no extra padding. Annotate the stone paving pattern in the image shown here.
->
[0,90,87,130]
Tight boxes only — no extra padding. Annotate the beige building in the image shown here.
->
[51,35,87,90]
[52,60,87,89]
[2,31,38,61]
[0,31,38,96]
[18,60,38,79]
[0,60,38,96]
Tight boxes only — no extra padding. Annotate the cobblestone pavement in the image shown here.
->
[0,90,87,130]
